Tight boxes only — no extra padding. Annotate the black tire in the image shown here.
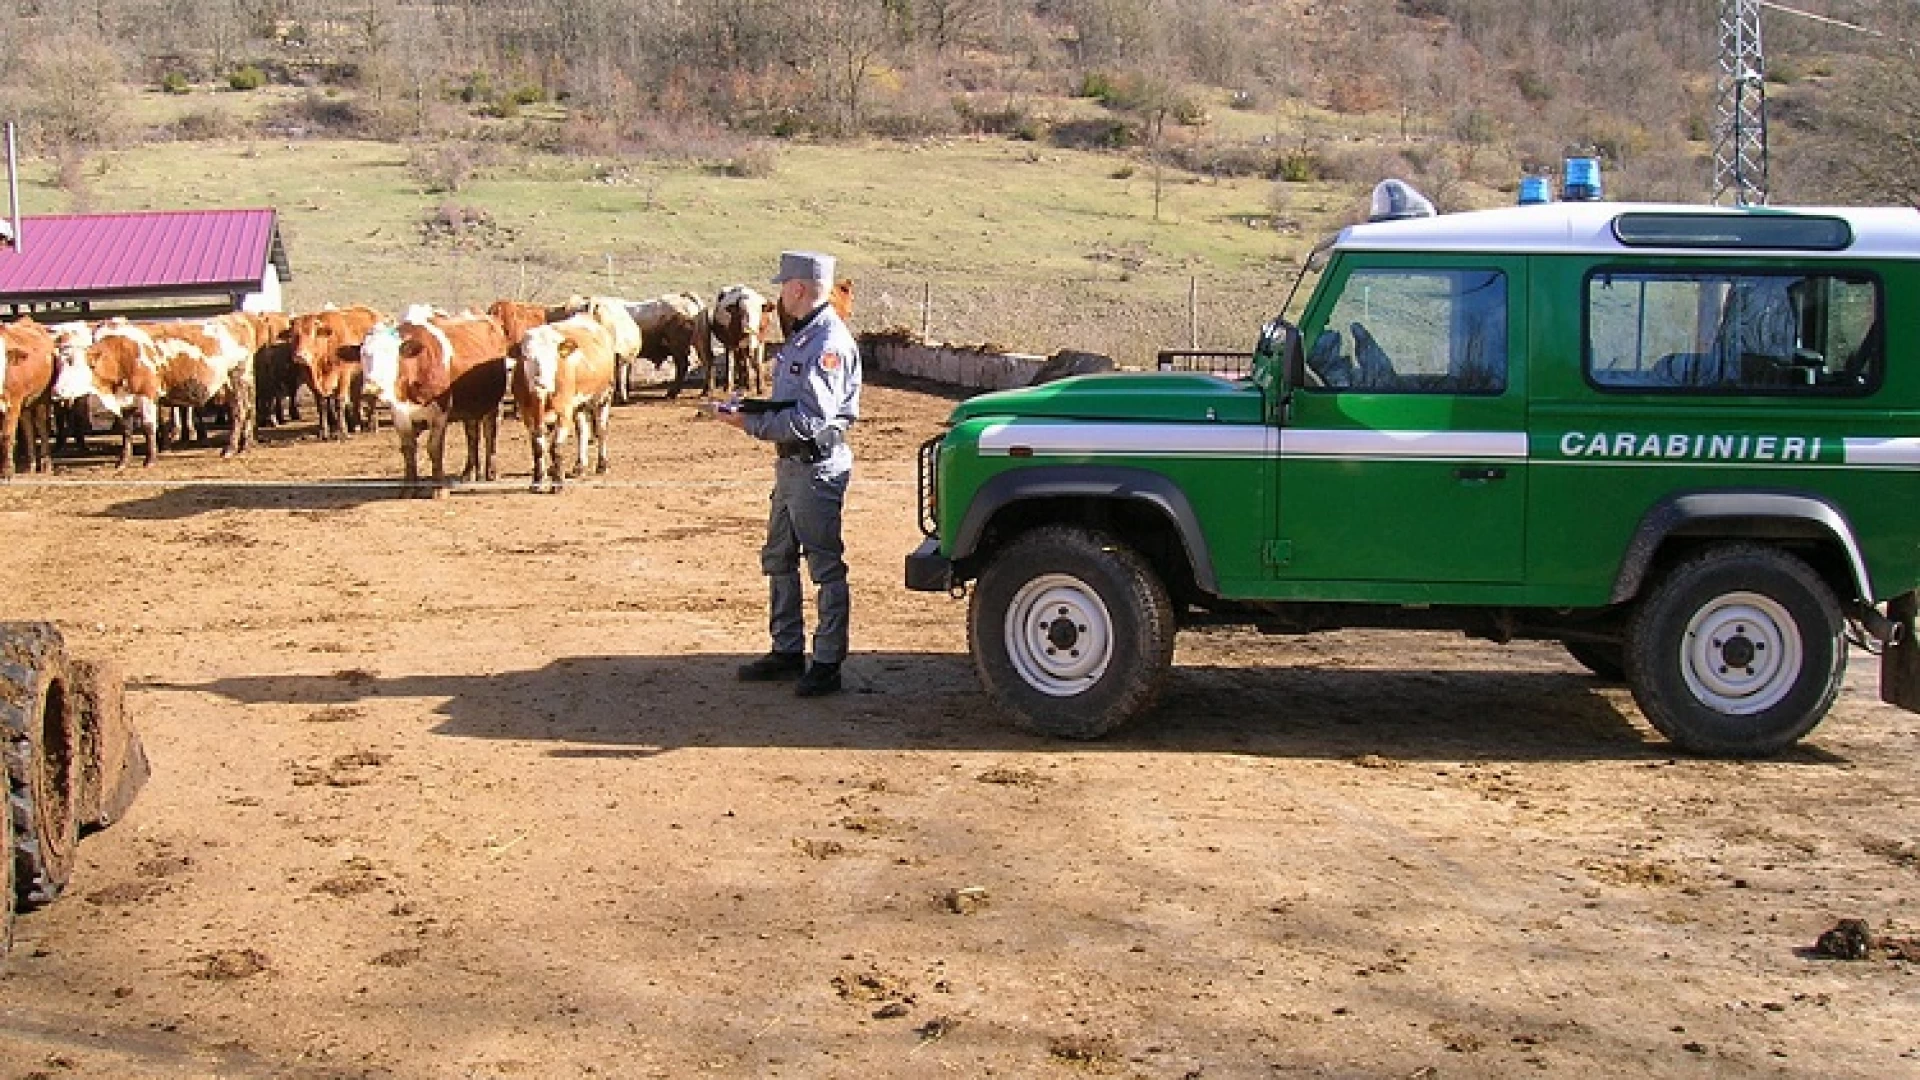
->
[1625,546,1846,758]
[968,526,1176,739]
[0,622,78,909]
[1564,639,1627,682]
[1,761,12,958]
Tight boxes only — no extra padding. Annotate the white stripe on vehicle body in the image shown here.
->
[1280,429,1527,461]
[1842,438,1920,467]
[975,422,1920,467]
[977,422,1275,458]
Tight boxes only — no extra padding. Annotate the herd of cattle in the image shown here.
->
[0,279,853,493]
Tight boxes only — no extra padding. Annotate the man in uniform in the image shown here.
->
[719,251,863,697]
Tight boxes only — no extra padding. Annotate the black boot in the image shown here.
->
[795,661,842,698]
[738,651,806,681]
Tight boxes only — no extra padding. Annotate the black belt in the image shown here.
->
[776,439,827,463]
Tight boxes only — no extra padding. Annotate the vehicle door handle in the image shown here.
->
[1454,466,1507,482]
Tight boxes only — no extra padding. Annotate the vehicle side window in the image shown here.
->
[1304,269,1507,394]
[1587,270,1881,393]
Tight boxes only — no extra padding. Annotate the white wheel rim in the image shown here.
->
[1004,573,1113,697]
[1680,591,1802,715]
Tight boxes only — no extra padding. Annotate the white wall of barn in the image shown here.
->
[241,264,282,313]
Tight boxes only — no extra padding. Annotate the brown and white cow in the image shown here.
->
[0,317,57,479]
[513,316,615,493]
[288,305,382,440]
[486,299,572,353]
[52,323,164,468]
[131,317,255,457]
[705,285,776,396]
[360,310,510,495]
[623,292,706,400]
[561,296,643,404]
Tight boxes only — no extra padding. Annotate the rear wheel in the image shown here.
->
[1625,546,1846,758]
[0,622,78,908]
[968,526,1175,739]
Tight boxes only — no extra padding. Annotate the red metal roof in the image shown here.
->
[0,208,290,302]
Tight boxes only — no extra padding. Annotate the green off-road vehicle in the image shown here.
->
[906,184,1920,756]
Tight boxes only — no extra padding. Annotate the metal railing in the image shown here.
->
[1155,350,1256,377]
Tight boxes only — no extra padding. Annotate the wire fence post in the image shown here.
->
[921,282,932,341]
[1188,276,1198,349]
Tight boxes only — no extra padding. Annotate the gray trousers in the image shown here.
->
[762,460,850,664]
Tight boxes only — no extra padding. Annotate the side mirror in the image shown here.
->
[1252,315,1302,419]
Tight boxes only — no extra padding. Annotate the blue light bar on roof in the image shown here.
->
[1563,157,1602,202]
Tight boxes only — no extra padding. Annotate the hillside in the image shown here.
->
[0,1,1913,361]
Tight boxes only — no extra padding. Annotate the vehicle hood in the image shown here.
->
[947,373,1266,425]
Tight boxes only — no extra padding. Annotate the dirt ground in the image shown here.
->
[1,379,1916,1080]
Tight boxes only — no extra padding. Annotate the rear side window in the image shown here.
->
[1304,268,1507,394]
[1586,270,1881,394]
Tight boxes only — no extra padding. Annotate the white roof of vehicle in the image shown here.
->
[1335,201,1920,259]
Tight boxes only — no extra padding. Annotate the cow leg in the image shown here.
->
[526,419,547,493]
[0,406,17,481]
[667,352,688,400]
[570,407,592,478]
[614,358,630,406]
[396,417,424,495]
[230,372,256,456]
[27,398,51,473]
[426,414,451,496]
[481,411,498,482]
[592,395,611,474]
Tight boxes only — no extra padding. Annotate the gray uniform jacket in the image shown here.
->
[744,303,862,476]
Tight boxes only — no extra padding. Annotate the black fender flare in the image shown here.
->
[953,466,1219,594]
[1612,491,1872,603]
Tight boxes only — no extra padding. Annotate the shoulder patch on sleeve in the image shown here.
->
[819,349,842,372]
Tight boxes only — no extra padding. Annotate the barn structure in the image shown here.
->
[0,208,291,320]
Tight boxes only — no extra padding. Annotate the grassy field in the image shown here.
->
[39,86,1411,366]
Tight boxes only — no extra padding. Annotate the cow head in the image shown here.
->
[359,323,402,403]
[518,324,571,397]
[288,314,331,370]
[50,330,98,403]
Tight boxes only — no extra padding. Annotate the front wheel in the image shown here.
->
[1625,546,1846,758]
[968,526,1176,739]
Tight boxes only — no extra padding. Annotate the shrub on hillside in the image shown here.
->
[722,144,778,178]
[1076,71,1117,101]
[161,72,190,95]
[173,106,245,141]
[268,88,371,136]
[228,65,266,92]
[410,142,481,193]
[1050,117,1140,150]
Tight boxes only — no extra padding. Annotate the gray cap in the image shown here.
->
[771,250,835,286]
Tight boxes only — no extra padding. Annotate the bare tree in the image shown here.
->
[10,33,126,149]
[804,0,895,134]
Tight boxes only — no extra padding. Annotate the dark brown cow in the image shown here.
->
[1,318,56,479]
[289,305,382,440]
[249,311,302,429]
[361,313,510,495]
